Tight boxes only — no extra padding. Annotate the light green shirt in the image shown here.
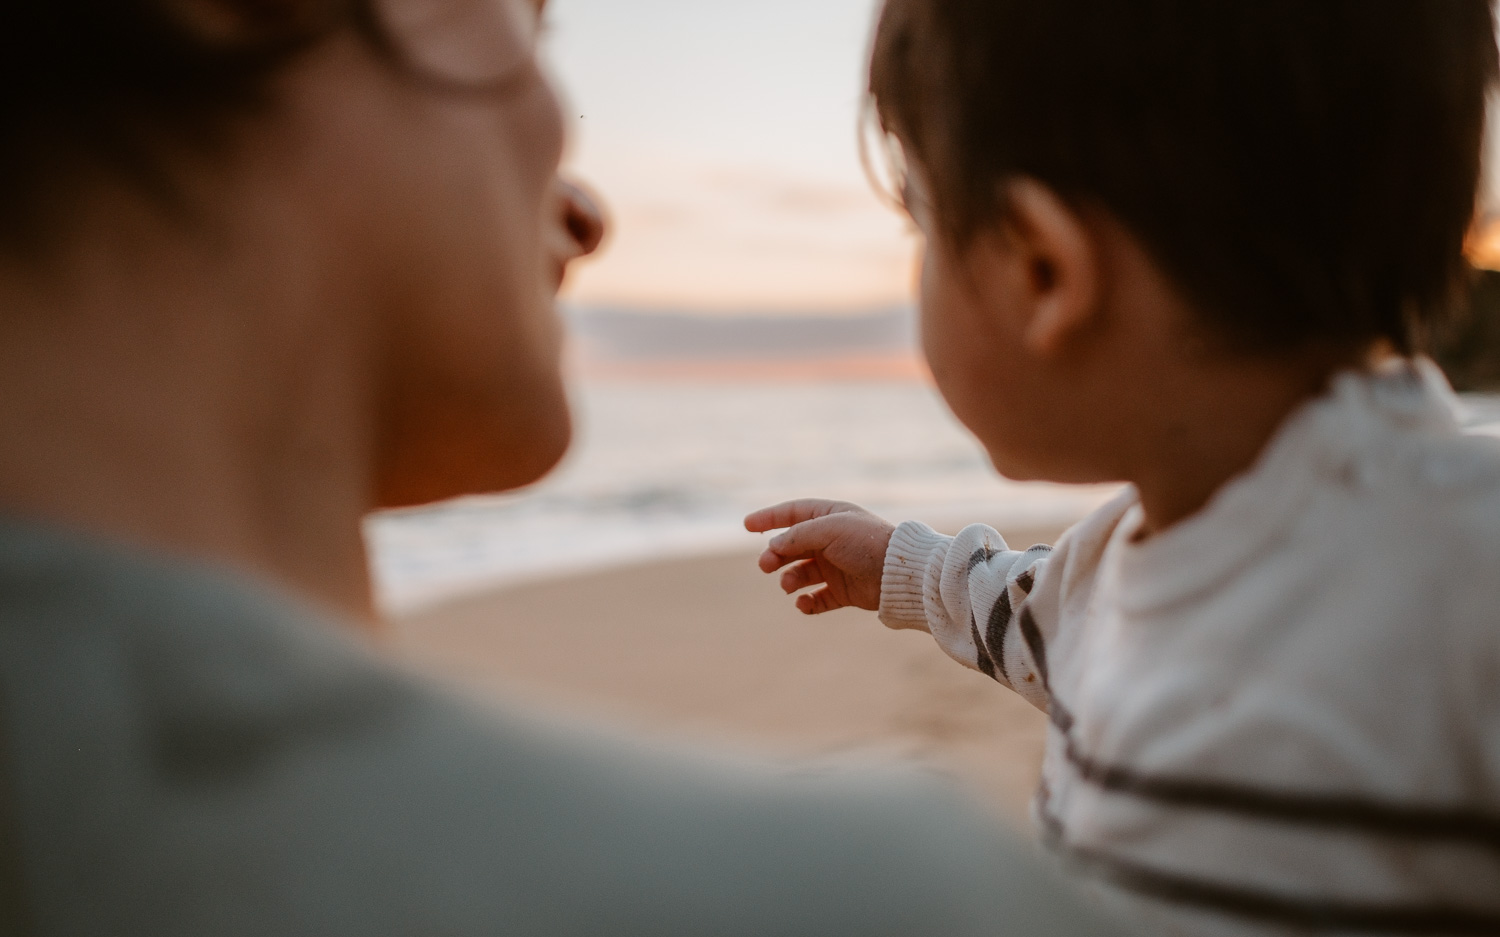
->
[0,519,1123,936]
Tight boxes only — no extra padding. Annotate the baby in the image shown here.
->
[749,1,1500,934]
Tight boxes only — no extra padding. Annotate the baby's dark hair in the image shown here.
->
[870,0,1499,354]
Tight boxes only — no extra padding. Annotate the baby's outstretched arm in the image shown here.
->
[744,499,898,618]
[748,493,1138,713]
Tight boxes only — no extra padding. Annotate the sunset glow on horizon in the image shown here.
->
[545,0,918,314]
[546,1,1500,314]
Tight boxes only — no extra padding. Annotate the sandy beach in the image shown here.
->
[387,522,1066,828]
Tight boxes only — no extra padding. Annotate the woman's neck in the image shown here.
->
[0,197,382,625]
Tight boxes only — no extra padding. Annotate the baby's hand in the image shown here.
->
[744,500,896,615]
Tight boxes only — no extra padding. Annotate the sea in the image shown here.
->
[364,308,1500,616]
[365,378,1500,616]
[366,378,1123,614]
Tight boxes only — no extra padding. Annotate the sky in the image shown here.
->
[541,2,1500,310]
[542,0,917,313]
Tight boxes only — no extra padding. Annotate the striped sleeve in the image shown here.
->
[879,521,1057,711]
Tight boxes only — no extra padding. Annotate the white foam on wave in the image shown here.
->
[366,380,1118,615]
[369,384,1500,616]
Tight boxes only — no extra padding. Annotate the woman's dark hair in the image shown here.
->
[870,0,1500,354]
[0,0,530,251]
[0,2,365,245]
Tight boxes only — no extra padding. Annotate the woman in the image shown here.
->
[0,1,1122,934]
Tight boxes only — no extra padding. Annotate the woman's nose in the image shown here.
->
[557,178,606,260]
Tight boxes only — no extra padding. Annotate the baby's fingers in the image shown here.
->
[763,514,851,565]
[745,499,858,533]
[796,587,846,616]
[780,559,826,595]
[758,547,793,574]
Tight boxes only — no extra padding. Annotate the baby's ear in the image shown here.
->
[1002,179,1101,358]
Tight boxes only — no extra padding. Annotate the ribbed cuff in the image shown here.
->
[879,521,951,631]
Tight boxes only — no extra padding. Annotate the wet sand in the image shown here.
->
[387,523,1066,828]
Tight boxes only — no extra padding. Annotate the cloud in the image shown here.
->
[698,167,874,216]
[560,154,918,311]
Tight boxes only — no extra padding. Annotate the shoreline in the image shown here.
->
[387,522,1068,827]
[372,506,1115,618]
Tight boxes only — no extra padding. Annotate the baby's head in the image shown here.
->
[869,0,1497,486]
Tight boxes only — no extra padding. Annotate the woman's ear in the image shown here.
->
[1003,178,1100,358]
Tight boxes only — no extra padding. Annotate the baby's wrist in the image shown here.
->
[877,521,947,631]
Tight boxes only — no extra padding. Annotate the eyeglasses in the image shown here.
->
[369,0,541,95]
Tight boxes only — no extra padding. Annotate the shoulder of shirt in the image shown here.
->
[1289,422,1500,639]
[0,518,1123,937]
[1336,425,1500,552]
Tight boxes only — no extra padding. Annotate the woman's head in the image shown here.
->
[0,0,602,507]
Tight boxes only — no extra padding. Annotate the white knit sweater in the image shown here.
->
[880,361,1500,936]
